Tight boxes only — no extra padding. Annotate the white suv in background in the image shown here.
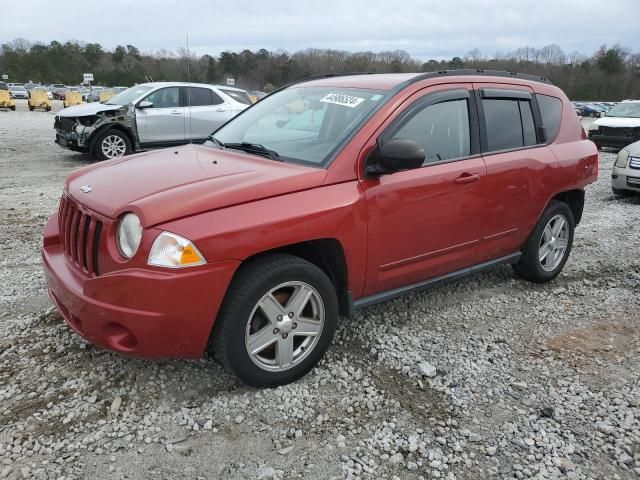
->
[54,82,252,160]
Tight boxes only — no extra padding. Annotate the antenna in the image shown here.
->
[186,35,192,144]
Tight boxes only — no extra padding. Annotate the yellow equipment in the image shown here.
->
[63,91,84,108]
[99,91,116,103]
[0,90,16,111]
[28,89,52,111]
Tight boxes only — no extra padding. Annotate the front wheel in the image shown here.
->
[211,254,338,387]
[93,129,131,161]
[513,200,575,283]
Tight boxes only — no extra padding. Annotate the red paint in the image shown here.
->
[42,73,598,358]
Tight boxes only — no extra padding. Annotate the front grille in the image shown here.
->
[599,126,639,138]
[59,196,103,276]
[629,157,640,170]
[55,117,75,133]
[627,176,640,187]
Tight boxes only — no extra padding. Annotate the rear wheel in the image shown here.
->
[211,254,338,387]
[93,129,131,161]
[513,201,574,283]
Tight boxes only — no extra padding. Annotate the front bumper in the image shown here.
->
[612,166,640,192]
[42,213,240,358]
[589,132,640,149]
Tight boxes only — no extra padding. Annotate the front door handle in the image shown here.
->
[171,110,183,115]
[454,173,481,185]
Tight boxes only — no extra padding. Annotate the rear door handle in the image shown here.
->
[454,173,481,185]
[171,110,183,115]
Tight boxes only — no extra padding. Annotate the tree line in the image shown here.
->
[1,38,638,100]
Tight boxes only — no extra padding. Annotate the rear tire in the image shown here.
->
[93,129,131,161]
[211,254,338,387]
[513,200,574,283]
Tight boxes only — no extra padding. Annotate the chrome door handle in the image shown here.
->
[171,110,183,115]
[216,107,226,112]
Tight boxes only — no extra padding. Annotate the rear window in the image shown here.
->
[187,87,215,106]
[536,94,562,142]
[483,99,524,151]
[220,89,252,105]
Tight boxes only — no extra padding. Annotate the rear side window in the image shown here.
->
[483,98,538,151]
[186,87,224,106]
[536,94,562,142]
[220,88,252,105]
[390,99,471,163]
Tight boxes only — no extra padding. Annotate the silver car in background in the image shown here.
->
[54,82,252,160]
[612,140,640,196]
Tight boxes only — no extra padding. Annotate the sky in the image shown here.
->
[2,0,639,60]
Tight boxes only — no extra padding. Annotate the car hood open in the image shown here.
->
[66,144,327,227]
[57,102,125,117]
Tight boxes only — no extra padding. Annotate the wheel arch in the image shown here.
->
[239,239,351,317]
[88,123,136,157]
[549,189,585,225]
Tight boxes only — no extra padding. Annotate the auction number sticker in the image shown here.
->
[320,93,365,108]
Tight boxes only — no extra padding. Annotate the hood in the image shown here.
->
[594,116,640,128]
[66,144,327,227]
[58,102,125,117]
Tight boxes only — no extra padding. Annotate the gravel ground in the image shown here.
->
[0,100,639,480]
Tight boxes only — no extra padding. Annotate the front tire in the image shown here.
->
[93,129,131,161]
[513,200,574,283]
[211,254,338,387]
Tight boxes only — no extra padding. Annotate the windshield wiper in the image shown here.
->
[223,142,281,161]
[205,135,225,148]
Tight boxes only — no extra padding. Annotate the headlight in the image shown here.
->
[117,213,143,259]
[615,149,630,168]
[148,232,206,268]
[589,125,599,132]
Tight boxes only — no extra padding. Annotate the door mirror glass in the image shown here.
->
[375,139,425,174]
[137,100,153,109]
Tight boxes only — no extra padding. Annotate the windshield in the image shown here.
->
[11,86,26,91]
[605,103,640,118]
[208,87,387,167]
[105,85,153,105]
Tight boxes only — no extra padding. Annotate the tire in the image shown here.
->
[28,105,34,111]
[211,254,339,387]
[513,200,575,283]
[613,187,635,197]
[93,129,131,161]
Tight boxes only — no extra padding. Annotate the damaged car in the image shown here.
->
[54,82,252,160]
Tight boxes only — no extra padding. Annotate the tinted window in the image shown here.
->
[520,100,537,146]
[144,87,180,108]
[536,94,562,142]
[483,99,523,151]
[187,87,213,106]
[391,99,470,163]
[220,88,252,105]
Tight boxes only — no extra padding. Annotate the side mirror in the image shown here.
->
[368,139,425,175]
[137,100,153,109]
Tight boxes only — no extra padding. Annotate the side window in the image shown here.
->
[482,99,523,151]
[187,87,213,106]
[390,99,471,164]
[536,94,562,142]
[519,100,537,146]
[144,87,180,108]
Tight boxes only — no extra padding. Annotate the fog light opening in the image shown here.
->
[104,323,138,352]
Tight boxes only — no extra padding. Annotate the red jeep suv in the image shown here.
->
[42,70,598,386]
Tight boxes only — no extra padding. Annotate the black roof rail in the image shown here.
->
[402,69,552,87]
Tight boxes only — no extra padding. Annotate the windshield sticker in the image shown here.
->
[320,93,365,108]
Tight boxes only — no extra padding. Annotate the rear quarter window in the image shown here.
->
[536,94,562,143]
[220,89,253,105]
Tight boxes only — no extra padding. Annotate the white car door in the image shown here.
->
[135,86,186,145]
[184,87,236,140]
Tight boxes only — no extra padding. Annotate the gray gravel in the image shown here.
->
[1,100,639,479]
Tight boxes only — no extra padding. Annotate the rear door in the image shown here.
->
[360,84,486,295]
[183,86,230,141]
[474,84,558,262]
[136,86,186,145]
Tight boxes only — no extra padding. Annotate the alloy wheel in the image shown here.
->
[101,135,127,158]
[538,214,569,272]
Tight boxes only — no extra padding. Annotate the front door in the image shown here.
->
[136,86,186,145]
[361,85,486,295]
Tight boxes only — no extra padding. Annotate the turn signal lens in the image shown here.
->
[615,149,629,168]
[148,232,206,268]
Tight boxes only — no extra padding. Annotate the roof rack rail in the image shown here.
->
[403,69,552,86]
